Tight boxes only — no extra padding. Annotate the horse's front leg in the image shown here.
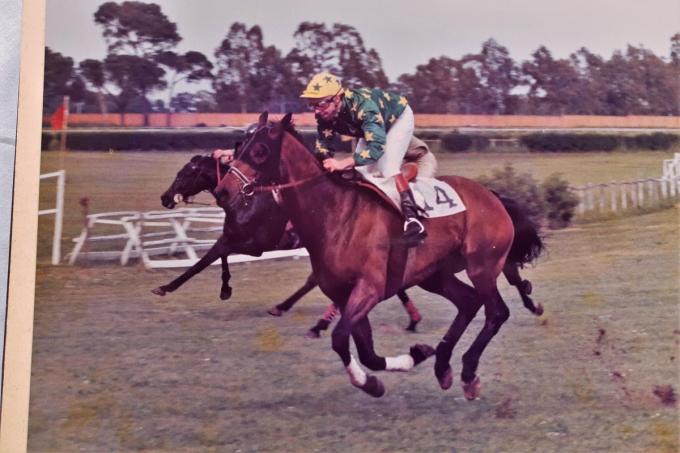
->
[352,316,434,374]
[219,254,232,300]
[151,235,228,297]
[331,281,433,397]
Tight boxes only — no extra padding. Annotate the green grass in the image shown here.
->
[28,149,679,452]
[28,207,679,452]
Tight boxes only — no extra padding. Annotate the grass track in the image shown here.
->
[28,150,679,452]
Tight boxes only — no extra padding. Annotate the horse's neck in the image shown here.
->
[279,133,361,248]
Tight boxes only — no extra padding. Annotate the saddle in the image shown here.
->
[337,135,434,212]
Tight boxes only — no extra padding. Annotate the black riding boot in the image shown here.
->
[400,189,427,247]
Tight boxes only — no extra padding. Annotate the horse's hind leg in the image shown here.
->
[397,290,422,332]
[460,269,511,400]
[304,303,338,339]
[503,263,543,316]
[418,270,482,391]
[268,273,317,316]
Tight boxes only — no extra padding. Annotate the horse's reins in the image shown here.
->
[220,164,324,208]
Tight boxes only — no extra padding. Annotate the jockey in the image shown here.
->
[300,72,426,247]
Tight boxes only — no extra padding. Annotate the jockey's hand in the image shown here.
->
[323,157,355,172]
[212,148,235,164]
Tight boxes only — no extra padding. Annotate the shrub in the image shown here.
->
[623,133,678,150]
[477,165,579,229]
[476,164,546,224]
[521,133,620,152]
[40,130,353,152]
[441,133,472,152]
[541,173,579,229]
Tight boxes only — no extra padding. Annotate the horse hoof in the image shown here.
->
[522,280,533,295]
[405,320,419,332]
[436,365,453,390]
[151,287,166,296]
[268,307,283,317]
[534,303,544,317]
[462,375,481,400]
[410,344,435,366]
[304,329,321,339]
[220,287,232,301]
[362,375,385,398]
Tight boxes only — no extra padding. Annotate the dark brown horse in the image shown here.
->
[153,154,424,334]
[216,112,544,399]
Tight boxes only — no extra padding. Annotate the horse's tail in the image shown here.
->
[495,194,544,266]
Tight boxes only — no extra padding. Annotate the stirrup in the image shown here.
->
[403,218,425,234]
[402,218,427,247]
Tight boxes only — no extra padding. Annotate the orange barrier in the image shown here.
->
[55,113,680,129]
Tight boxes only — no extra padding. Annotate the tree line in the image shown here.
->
[44,1,680,122]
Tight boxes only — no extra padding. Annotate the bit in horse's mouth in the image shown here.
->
[173,193,183,204]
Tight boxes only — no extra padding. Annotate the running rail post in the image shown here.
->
[38,170,65,264]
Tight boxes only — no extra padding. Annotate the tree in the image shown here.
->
[461,39,520,114]
[156,51,213,123]
[397,57,462,113]
[80,55,166,122]
[286,22,388,89]
[43,47,75,114]
[671,33,680,64]
[94,1,180,56]
[93,1,180,123]
[522,46,586,114]
[213,23,288,112]
[79,59,110,113]
[170,90,219,113]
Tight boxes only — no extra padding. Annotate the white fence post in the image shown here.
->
[38,170,65,265]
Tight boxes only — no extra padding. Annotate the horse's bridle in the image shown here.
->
[218,124,326,207]
[221,163,325,209]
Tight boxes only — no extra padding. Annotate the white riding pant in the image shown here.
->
[354,105,414,178]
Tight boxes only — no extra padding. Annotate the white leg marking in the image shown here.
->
[346,355,367,386]
[385,354,415,372]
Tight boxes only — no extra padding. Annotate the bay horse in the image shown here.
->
[215,112,544,399]
[153,154,424,333]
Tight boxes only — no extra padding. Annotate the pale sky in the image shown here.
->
[46,0,679,82]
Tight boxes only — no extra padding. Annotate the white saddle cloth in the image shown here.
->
[355,168,466,219]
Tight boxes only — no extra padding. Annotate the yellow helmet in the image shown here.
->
[300,72,343,99]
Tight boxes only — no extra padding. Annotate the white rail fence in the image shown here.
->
[571,153,680,217]
[38,170,65,265]
[67,207,308,269]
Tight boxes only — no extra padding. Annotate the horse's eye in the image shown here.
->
[190,165,198,170]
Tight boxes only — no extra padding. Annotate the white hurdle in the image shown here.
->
[39,170,65,265]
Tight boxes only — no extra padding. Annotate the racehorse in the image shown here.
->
[153,154,424,334]
[215,112,544,399]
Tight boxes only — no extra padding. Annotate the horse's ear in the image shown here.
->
[190,155,202,162]
[258,111,268,127]
[269,113,293,140]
